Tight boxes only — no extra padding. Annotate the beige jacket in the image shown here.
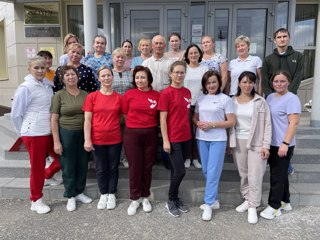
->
[229,94,271,149]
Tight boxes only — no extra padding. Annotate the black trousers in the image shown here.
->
[168,140,190,201]
[268,145,294,209]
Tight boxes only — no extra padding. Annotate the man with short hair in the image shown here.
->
[261,28,303,97]
[142,35,173,92]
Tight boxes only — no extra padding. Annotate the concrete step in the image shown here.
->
[0,116,17,140]
[1,177,319,207]
[1,160,320,183]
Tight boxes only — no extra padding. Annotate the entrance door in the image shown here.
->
[123,3,187,56]
[208,3,274,60]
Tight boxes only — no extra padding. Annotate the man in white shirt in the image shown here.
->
[142,35,173,92]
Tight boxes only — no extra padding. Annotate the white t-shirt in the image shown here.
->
[195,93,234,141]
[228,55,262,96]
[234,98,254,139]
[184,65,209,105]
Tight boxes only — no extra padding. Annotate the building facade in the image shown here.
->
[0,0,319,125]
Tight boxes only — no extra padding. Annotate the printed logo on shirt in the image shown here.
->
[184,97,191,108]
[292,60,297,63]
[148,98,157,109]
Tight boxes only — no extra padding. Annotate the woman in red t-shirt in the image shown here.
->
[122,66,160,216]
[158,61,192,217]
[83,66,122,211]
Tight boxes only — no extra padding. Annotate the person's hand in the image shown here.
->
[278,144,288,157]
[261,148,270,160]
[54,142,63,155]
[197,121,214,131]
[163,140,171,154]
[226,146,232,156]
[84,140,94,152]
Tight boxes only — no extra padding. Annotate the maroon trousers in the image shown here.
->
[22,135,61,201]
[124,127,158,200]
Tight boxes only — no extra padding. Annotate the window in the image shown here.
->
[0,19,8,80]
[190,2,205,46]
[294,4,318,79]
[276,1,289,29]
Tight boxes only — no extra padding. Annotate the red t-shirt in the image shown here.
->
[158,86,191,142]
[82,91,122,145]
[122,88,160,128]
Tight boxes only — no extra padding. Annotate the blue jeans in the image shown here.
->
[197,140,226,205]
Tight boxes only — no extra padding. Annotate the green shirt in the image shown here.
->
[51,89,88,130]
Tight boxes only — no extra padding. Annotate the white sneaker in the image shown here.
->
[200,200,220,210]
[142,198,152,212]
[44,177,62,186]
[97,194,108,210]
[30,198,51,214]
[66,197,76,212]
[202,204,212,221]
[184,159,191,168]
[280,202,293,211]
[236,200,249,213]
[260,205,282,220]
[107,194,116,210]
[75,193,92,204]
[121,158,129,168]
[248,207,258,224]
[127,200,140,216]
[192,159,202,168]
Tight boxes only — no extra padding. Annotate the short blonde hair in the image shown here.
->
[138,38,151,51]
[202,35,215,43]
[235,35,250,48]
[112,48,126,58]
[63,33,80,53]
[67,43,83,52]
[28,56,45,68]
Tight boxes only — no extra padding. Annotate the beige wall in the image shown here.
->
[0,2,62,108]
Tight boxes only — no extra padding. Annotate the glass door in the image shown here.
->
[124,4,187,56]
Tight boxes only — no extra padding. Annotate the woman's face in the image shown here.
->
[187,46,201,64]
[63,69,78,88]
[239,76,254,95]
[170,65,186,86]
[68,47,82,64]
[236,41,249,57]
[93,37,106,53]
[112,53,125,67]
[273,73,290,94]
[67,37,78,46]
[169,35,181,51]
[98,68,113,88]
[206,75,220,95]
[122,42,133,56]
[201,36,214,53]
[43,56,53,69]
[135,70,149,91]
[29,62,45,81]
[139,42,151,55]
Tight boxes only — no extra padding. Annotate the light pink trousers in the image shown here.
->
[232,139,267,208]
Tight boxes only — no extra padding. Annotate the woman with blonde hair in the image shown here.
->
[59,33,85,66]
[131,38,152,69]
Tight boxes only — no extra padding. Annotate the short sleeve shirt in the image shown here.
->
[200,53,227,73]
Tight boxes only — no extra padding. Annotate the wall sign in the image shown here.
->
[24,3,60,25]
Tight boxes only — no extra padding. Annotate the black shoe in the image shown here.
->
[166,200,180,217]
[176,199,189,213]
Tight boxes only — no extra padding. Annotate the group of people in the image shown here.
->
[11,28,302,224]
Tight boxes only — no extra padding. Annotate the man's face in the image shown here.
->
[152,36,166,55]
[274,31,290,49]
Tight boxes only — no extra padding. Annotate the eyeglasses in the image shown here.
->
[173,71,185,76]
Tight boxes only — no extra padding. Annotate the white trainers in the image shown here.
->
[248,207,258,224]
[121,157,129,168]
[66,197,76,212]
[236,200,249,213]
[184,159,191,168]
[97,194,108,210]
[142,198,152,212]
[107,194,116,210]
[202,204,213,221]
[30,198,51,214]
[44,177,62,186]
[127,200,140,216]
[280,202,293,211]
[260,205,282,220]
[75,193,92,204]
[200,200,220,210]
[192,159,202,169]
